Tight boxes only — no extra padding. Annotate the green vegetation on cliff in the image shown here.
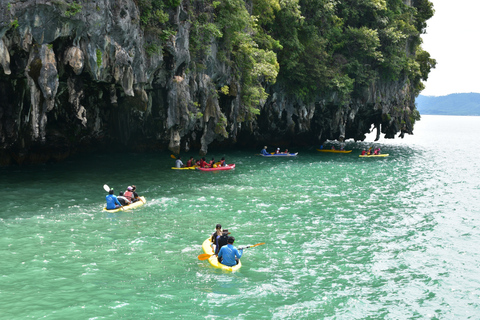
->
[137,0,434,108]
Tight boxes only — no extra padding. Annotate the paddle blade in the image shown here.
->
[103,184,110,192]
[250,242,265,248]
[198,253,213,261]
[171,154,177,159]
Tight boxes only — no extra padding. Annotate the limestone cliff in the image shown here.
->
[0,0,433,165]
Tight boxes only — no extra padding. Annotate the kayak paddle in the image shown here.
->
[171,154,177,159]
[103,184,110,192]
[197,242,265,260]
[198,253,213,260]
[238,242,265,250]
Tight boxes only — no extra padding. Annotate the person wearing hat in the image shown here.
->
[217,236,243,266]
[260,146,269,155]
[124,186,134,202]
[276,148,280,154]
[106,189,122,210]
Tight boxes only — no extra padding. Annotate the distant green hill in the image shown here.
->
[416,93,480,116]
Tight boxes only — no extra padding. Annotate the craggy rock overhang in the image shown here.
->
[0,0,428,165]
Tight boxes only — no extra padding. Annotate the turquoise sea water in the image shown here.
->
[1,115,480,319]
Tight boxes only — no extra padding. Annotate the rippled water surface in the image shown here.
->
[2,115,480,319]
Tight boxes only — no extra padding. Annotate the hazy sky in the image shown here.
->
[420,0,480,96]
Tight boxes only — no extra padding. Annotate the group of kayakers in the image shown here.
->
[175,156,227,168]
[210,224,243,267]
[260,146,290,155]
[361,147,382,155]
[105,185,140,210]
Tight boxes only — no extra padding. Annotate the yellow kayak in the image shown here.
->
[103,196,146,212]
[201,238,242,271]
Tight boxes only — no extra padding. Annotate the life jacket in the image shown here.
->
[124,191,133,201]
[215,233,229,254]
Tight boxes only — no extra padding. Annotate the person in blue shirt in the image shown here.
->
[260,146,269,155]
[218,236,243,266]
[106,189,122,210]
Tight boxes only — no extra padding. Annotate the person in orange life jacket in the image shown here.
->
[117,191,131,206]
[186,157,194,167]
[218,236,243,266]
[283,149,289,154]
[124,186,134,202]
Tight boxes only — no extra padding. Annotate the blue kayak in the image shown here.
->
[260,152,298,157]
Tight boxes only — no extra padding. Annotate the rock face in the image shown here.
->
[0,0,422,165]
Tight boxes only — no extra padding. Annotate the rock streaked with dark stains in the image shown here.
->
[0,0,420,165]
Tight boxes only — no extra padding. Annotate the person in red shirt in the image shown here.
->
[208,157,215,167]
[186,157,194,167]
[199,157,208,168]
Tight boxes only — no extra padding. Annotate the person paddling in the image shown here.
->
[260,146,269,155]
[218,236,243,266]
[175,156,184,168]
[106,189,122,210]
